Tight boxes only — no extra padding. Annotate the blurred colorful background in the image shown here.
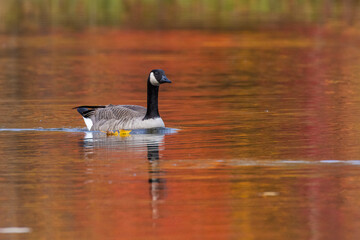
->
[1,0,360,32]
[1,1,360,240]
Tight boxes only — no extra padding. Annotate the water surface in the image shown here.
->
[1,27,360,239]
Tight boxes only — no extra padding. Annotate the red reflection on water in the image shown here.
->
[1,27,360,240]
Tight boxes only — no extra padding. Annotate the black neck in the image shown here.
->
[143,80,160,120]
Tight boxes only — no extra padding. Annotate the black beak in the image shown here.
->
[160,75,171,84]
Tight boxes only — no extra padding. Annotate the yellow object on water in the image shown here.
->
[119,129,132,137]
[101,130,132,137]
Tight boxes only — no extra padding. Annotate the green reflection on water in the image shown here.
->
[1,0,359,33]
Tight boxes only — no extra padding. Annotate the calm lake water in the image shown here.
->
[1,27,360,240]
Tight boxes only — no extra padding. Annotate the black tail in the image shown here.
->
[73,105,106,118]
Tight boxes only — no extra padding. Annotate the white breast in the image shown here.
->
[122,117,165,129]
[137,117,165,129]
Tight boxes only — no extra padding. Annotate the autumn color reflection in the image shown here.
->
[1,11,360,239]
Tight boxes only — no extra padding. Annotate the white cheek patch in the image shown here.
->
[149,72,160,86]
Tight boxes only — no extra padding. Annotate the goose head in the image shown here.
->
[149,69,171,86]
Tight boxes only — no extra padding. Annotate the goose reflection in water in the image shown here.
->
[80,128,175,220]
[147,143,166,220]
[81,129,166,151]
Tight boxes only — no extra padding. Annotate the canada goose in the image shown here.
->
[74,69,171,131]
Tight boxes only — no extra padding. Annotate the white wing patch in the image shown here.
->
[149,72,160,86]
[83,117,93,130]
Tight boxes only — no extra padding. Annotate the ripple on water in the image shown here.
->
[0,227,32,234]
[0,127,179,134]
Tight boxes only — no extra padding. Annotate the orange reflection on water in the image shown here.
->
[1,27,360,239]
